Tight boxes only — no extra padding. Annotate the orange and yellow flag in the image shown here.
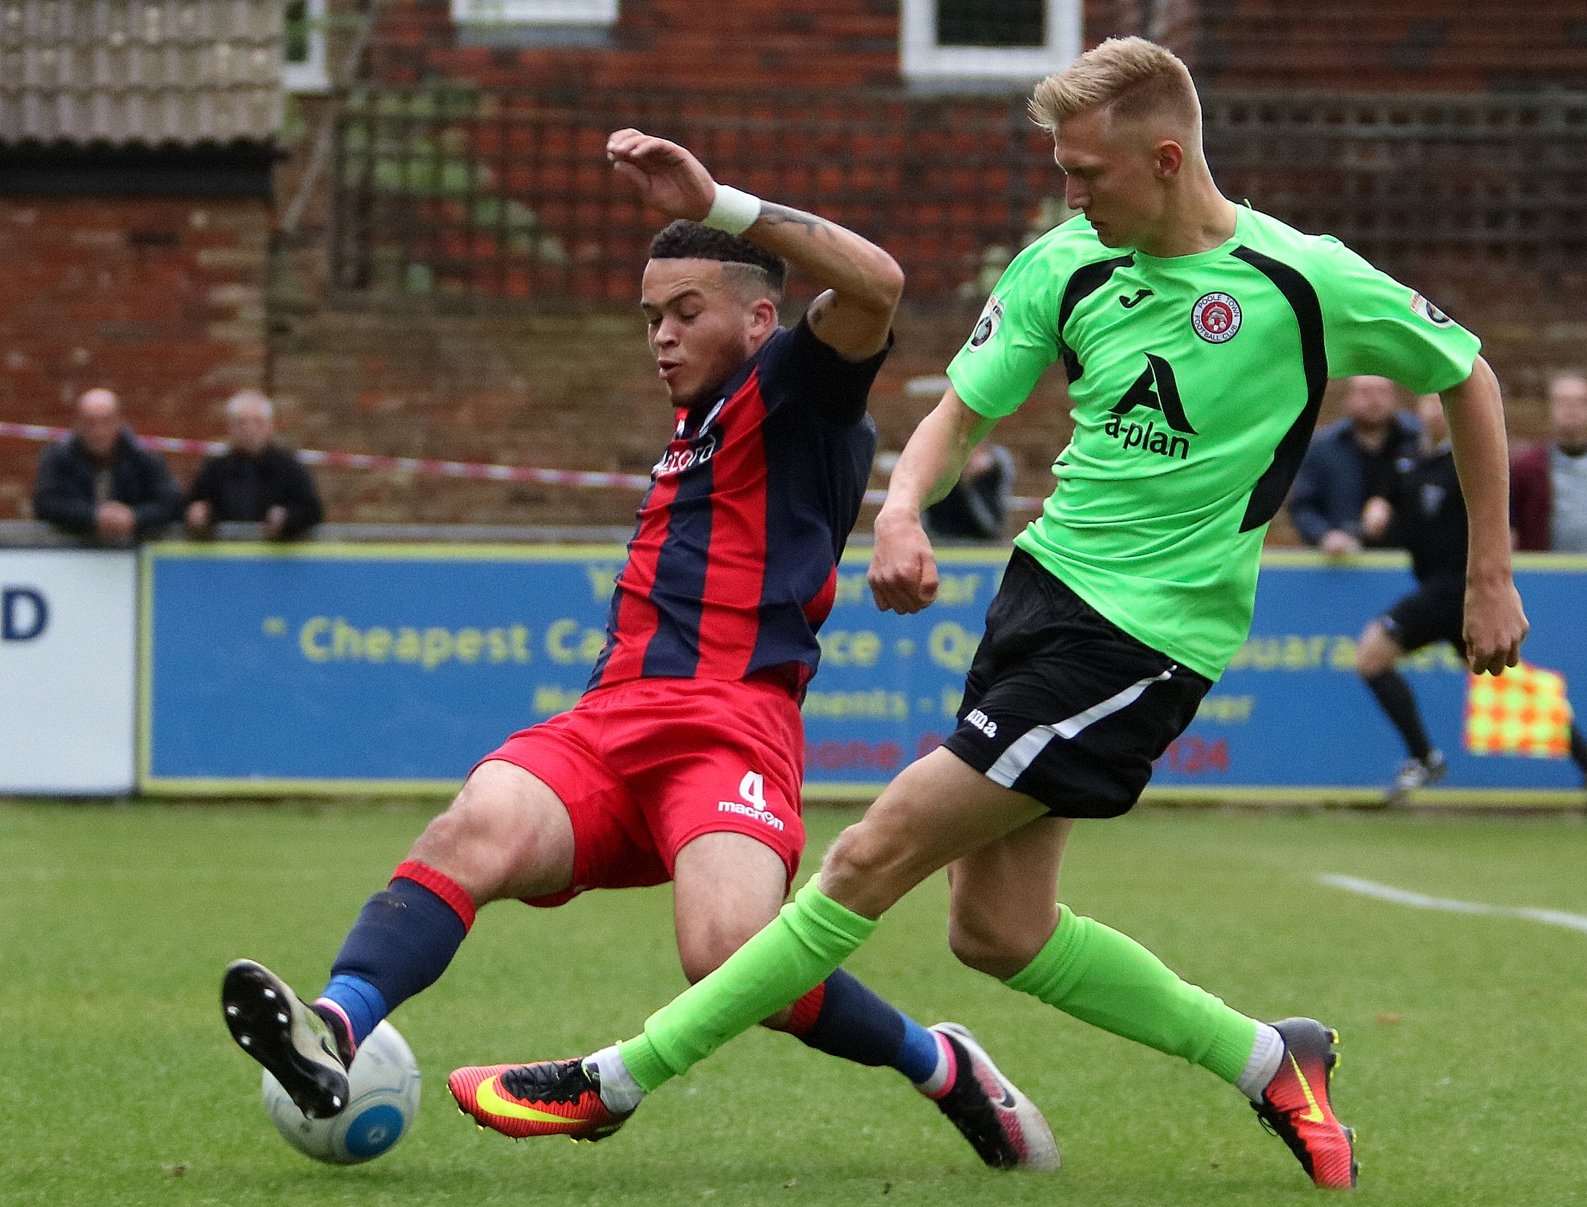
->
[1465,661,1574,758]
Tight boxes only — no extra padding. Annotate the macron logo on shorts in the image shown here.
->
[717,770,785,831]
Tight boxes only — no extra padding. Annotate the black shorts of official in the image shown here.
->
[1380,578,1464,653]
[941,548,1213,818]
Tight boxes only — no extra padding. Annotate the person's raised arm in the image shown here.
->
[868,388,1000,615]
[1441,355,1528,674]
[606,128,902,360]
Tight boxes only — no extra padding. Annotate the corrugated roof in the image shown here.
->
[0,0,284,146]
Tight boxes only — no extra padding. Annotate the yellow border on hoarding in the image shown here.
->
[137,542,633,793]
[136,546,154,788]
[1139,786,1586,806]
[135,542,1587,797]
[800,784,1585,807]
[139,776,457,796]
[144,541,631,562]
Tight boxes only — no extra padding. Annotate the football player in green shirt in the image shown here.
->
[449,36,1528,1191]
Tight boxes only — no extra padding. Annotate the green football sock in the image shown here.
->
[617,878,876,1093]
[1004,904,1257,1084]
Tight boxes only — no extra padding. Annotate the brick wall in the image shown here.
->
[367,0,1141,91]
[259,293,1583,541]
[0,197,271,518]
[7,1,1584,530]
[362,2,1587,96]
[1192,1,1587,91]
[263,300,1057,529]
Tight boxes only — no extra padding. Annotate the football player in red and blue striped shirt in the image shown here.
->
[222,128,1057,1172]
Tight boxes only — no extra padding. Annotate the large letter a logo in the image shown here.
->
[1108,354,1197,434]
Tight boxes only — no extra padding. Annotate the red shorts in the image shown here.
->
[477,676,807,907]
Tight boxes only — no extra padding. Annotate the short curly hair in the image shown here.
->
[649,220,786,299]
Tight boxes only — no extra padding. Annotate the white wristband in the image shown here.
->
[703,184,761,235]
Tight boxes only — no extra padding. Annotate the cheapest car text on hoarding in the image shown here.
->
[141,544,1587,802]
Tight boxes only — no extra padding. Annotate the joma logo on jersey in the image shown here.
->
[653,434,718,478]
[1104,353,1195,461]
[965,708,998,738]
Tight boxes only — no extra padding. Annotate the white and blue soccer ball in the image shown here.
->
[261,1020,421,1164]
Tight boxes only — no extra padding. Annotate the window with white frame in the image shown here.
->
[283,0,330,92]
[901,0,1080,81]
[451,0,619,25]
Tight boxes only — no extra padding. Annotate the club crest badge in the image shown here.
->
[1410,292,1453,327]
[968,296,1004,350]
[1191,292,1241,343]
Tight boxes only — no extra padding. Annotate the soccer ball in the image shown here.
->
[261,1020,421,1164]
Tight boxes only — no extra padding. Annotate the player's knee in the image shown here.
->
[946,910,1042,980]
[676,931,795,1031]
[821,816,923,917]
[409,782,533,902]
[677,922,759,985]
[1355,625,1392,676]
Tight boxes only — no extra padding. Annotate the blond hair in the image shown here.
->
[1029,36,1200,134]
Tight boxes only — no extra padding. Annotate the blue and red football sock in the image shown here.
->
[314,859,475,1058]
[779,968,948,1091]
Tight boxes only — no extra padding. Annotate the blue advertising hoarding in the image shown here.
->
[141,544,1587,802]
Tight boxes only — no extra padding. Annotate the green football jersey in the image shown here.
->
[947,206,1480,680]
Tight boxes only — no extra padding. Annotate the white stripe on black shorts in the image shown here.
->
[941,549,1213,818]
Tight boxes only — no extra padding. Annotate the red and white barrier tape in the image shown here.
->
[0,421,1042,511]
[0,421,653,491]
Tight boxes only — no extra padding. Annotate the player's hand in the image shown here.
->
[606,128,715,221]
[95,501,135,543]
[868,509,939,614]
[1463,575,1528,676]
[185,500,211,533]
[1360,495,1394,543]
[1320,528,1361,557]
[263,505,288,538]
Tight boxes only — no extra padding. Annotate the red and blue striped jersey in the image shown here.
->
[589,316,886,695]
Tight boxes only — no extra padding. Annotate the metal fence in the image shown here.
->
[329,87,1587,307]
[1203,92,1587,278]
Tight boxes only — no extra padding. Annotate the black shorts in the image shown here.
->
[1381,579,1464,653]
[942,548,1213,818]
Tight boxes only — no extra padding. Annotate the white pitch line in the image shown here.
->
[1318,874,1587,936]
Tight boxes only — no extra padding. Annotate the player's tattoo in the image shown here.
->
[757,203,828,237]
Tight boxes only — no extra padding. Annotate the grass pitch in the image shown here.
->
[3,800,1584,1207]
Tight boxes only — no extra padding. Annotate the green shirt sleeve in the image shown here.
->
[946,238,1066,419]
[1315,237,1481,394]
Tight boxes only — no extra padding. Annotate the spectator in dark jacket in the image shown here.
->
[924,443,1015,542]
[1356,394,1587,801]
[1511,371,1587,552]
[32,388,182,544]
[185,390,323,540]
[1287,375,1420,555]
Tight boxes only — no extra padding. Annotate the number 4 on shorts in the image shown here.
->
[738,770,766,810]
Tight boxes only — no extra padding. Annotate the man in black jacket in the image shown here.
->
[32,388,182,544]
[923,442,1016,542]
[1354,393,1587,801]
[185,390,324,540]
[1287,375,1421,555]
